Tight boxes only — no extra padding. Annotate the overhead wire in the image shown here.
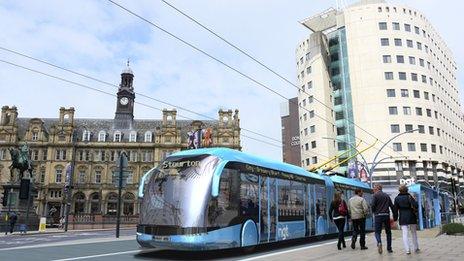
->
[0,46,281,146]
[107,0,401,160]
[160,0,405,160]
[0,58,283,149]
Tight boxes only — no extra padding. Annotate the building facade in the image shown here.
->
[280,97,302,166]
[0,65,241,225]
[296,0,463,194]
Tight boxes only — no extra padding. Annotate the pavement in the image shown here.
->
[0,227,462,260]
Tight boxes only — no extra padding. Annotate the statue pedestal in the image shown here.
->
[1,183,39,233]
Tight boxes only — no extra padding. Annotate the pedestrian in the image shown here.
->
[371,184,397,254]
[59,216,65,230]
[329,191,349,250]
[348,188,369,250]
[394,185,420,255]
[9,212,18,234]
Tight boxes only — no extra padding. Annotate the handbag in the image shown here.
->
[409,195,418,216]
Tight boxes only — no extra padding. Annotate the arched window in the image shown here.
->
[123,193,135,216]
[129,131,137,142]
[82,130,91,141]
[98,131,106,142]
[55,167,63,183]
[106,193,118,215]
[113,131,122,142]
[144,131,152,142]
[32,128,39,141]
[73,193,86,214]
[90,193,101,214]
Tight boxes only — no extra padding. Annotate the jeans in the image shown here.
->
[374,215,392,250]
[401,224,419,252]
[334,218,346,247]
[352,218,366,247]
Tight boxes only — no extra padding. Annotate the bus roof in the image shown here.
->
[330,175,371,190]
[171,147,325,181]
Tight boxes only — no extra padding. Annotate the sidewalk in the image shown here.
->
[0,227,135,237]
[255,227,464,260]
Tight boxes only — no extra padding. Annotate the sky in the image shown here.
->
[0,0,463,161]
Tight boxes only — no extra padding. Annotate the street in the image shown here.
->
[0,228,463,260]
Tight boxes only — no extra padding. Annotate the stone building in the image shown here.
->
[0,64,241,226]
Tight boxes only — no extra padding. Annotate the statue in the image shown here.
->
[8,143,34,183]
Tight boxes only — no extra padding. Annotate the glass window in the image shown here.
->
[419,59,424,66]
[315,184,327,235]
[309,110,315,118]
[55,169,62,183]
[421,75,427,83]
[399,72,407,80]
[411,73,418,81]
[409,56,416,65]
[393,143,402,152]
[311,141,317,149]
[426,109,432,117]
[383,55,392,63]
[413,90,420,98]
[394,38,402,46]
[392,22,400,30]
[385,72,394,80]
[401,89,409,97]
[129,131,137,142]
[431,144,437,153]
[335,111,344,120]
[278,180,305,222]
[403,106,411,115]
[95,170,101,184]
[420,143,427,152]
[98,131,106,142]
[429,126,434,135]
[407,39,413,48]
[418,125,425,133]
[386,89,396,97]
[417,42,422,50]
[415,107,423,115]
[389,107,398,115]
[407,143,416,151]
[380,38,389,46]
[391,124,400,133]
[405,124,413,131]
[379,22,387,30]
[396,55,404,63]
[415,26,420,34]
[405,24,411,32]
[310,125,315,133]
[424,92,429,100]
[312,156,318,164]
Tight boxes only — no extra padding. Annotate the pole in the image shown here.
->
[5,188,13,235]
[64,130,77,232]
[25,178,32,233]
[116,154,123,238]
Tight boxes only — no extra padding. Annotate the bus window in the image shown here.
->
[207,168,240,229]
[240,173,259,222]
[278,180,305,221]
[315,185,327,235]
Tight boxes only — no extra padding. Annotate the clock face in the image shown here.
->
[120,97,129,105]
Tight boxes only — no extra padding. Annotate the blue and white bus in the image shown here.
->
[137,148,372,250]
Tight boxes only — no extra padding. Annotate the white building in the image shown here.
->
[296,0,463,193]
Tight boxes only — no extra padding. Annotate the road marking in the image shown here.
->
[238,238,351,261]
[0,236,134,251]
[50,250,140,261]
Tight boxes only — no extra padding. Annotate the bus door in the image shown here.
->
[269,177,277,242]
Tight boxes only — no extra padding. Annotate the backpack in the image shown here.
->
[338,201,348,216]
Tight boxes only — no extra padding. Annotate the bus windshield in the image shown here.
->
[139,154,220,228]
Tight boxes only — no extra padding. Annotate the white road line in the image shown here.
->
[238,238,351,261]
[50,250,140,261]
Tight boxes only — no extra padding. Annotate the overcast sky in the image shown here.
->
[0,0,462,161]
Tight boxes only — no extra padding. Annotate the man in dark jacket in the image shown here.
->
[371,184,397,254]
[9,212,18,234]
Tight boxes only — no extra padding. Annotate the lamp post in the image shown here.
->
[367,129,419,188]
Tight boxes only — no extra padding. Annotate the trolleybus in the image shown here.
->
[137,148,372,250]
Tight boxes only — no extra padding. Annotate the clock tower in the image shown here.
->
[114,61,135,129]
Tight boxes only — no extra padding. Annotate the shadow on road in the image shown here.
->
[133,235,339,260]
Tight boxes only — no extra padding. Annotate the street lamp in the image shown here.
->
[367,128,419,188]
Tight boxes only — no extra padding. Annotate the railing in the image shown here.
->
[68,213,138,230]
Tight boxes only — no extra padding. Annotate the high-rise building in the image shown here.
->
[296,0,463,192]
[0,63,241,227]
[280,97,301,166]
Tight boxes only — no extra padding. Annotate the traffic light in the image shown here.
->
[1,190,8,207]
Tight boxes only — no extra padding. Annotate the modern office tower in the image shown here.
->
[296,0,463,193]
[281,97,302,166]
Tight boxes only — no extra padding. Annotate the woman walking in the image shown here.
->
[329,191,349,250]
[394,185,420,255]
